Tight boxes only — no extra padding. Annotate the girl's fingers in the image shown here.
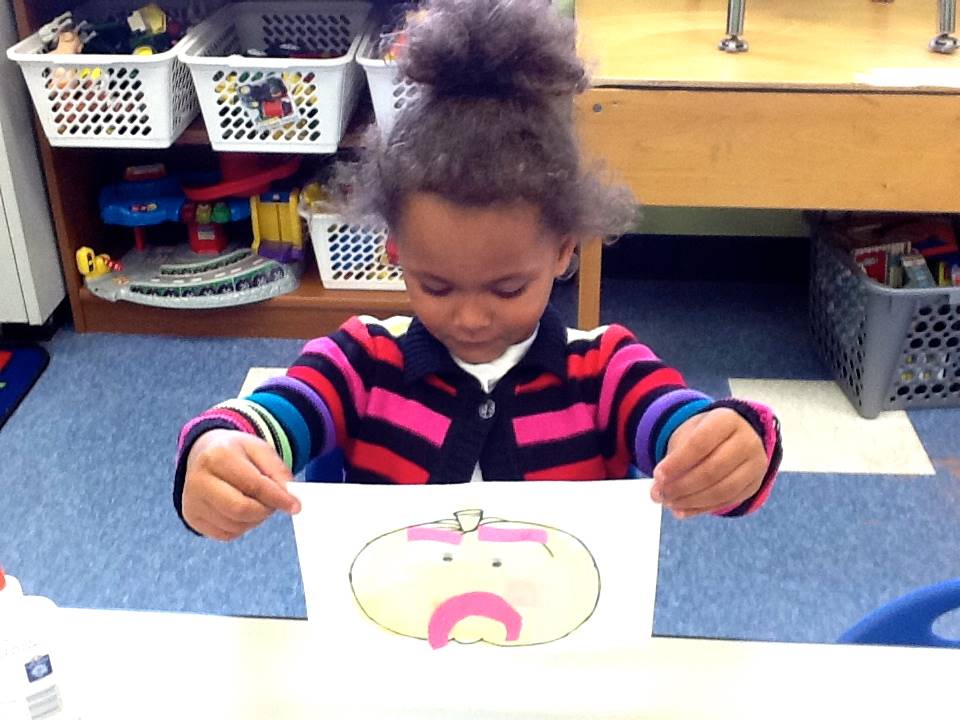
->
[669,461,763,518]
[656,440,746,506]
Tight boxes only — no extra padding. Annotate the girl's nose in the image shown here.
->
[454,299,493,333]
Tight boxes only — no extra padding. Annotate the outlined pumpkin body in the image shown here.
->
[349,509,600,649]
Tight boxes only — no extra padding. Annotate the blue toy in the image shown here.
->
[839,578,960,648]
[99,164,185,251]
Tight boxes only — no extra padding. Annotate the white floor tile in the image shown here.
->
[239,367,286,397]
[728,379,935,475]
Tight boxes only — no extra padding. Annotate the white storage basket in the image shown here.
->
[180,1,371,153]
[356,25,419,138]
[308,213,405,291]
[6,0,222,148]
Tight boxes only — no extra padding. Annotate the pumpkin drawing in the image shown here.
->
[349,509,600,649]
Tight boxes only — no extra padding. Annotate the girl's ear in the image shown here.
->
[553,238,578,279]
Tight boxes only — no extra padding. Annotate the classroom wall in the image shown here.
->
[637,208,809,238]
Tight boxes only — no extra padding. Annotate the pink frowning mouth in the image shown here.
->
[427,591,523,649]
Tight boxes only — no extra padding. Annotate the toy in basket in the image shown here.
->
[6,1,225,148]
[180,1,372,153]
[357,6,423,138]
[300,184,405,292]
[81,158,306,308]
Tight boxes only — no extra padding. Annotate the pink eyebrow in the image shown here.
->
[478,527,548,544]
[407,528,462,544]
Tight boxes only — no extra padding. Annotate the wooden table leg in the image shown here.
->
[576,237,602,329]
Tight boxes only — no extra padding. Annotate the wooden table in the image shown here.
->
[573,0,960,328]
[47,607,959,718]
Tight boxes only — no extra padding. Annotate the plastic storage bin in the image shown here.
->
[181,1,370,153]
[810,235,960,418]
[356,21,419,138]
[6,0,222,148]
[307,213,404,291]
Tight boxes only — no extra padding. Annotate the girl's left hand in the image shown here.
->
[651,407,767,519]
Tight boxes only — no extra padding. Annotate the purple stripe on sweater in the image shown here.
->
[634,389,710,471]
[258,375,337,457]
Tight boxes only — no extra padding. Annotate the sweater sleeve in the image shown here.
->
[595,325,780,515]
[172,316,381,528]
[702,398,782,516]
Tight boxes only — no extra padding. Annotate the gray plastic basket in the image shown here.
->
[810,235,960,418]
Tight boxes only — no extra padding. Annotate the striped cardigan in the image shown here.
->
[174,305,780,524]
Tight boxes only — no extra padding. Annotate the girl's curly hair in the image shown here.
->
[341,0,637,240]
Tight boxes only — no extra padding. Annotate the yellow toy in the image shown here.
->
[76,247,121,279]
[127,3,167,36]
[250,188,304,263]
[349,509,600,649]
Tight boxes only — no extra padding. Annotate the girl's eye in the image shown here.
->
[493,285,527,299]
[421,284,452,297]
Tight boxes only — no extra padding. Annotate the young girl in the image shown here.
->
[175,0,781,541]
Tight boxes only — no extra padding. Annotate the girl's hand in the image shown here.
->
[651,408,767,519]
[182,429,300,541]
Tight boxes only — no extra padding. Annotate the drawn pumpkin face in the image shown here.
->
[349,509,599,649]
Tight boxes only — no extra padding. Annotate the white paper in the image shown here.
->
[289,480,662,717]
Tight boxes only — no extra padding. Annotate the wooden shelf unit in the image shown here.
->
[11,0,410,339]
[573,0,960,328]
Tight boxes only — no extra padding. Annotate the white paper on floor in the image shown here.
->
[729,379,935,475]
[289,480,662,717]
[238,367,286,396]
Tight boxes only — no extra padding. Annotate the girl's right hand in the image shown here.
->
[182,429,301,541]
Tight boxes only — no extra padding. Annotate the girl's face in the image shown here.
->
[395,193,576,364]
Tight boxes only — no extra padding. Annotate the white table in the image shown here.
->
[58,607,958,719]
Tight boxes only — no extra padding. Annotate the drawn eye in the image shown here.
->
[491,559,502,568]
[442,553,453,562]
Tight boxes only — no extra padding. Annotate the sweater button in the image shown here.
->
[478,399,496,419]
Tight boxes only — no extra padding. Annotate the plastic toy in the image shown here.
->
[100,162,267,255]
[182,153,300,255]
[376,234,401,267]
[251,188,304,262]
[39,4,188,56]
[88,156,306,309]
[181,154,300,202]
[51,30,83,55]
[238,77,298,127]
[127,4,167,36]
[37,12,75,49]
[81,244,301,309]
[99,164,186,252]
[75,246,122,279]
[379,7,428,61]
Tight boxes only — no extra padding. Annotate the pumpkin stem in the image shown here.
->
[454,509,483,533]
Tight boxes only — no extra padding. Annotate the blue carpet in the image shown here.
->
[1,279,958,643]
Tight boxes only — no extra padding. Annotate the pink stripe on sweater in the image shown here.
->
[597,344,660,429]
[711,400,780,517]
[743,400,779,512]
[177,409,256,451]
[302,337,368,416]
[513,403,597,446]
[366,388,451,447]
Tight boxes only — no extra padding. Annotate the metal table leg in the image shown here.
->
[719,0,748,52]
[930,0,958,53]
